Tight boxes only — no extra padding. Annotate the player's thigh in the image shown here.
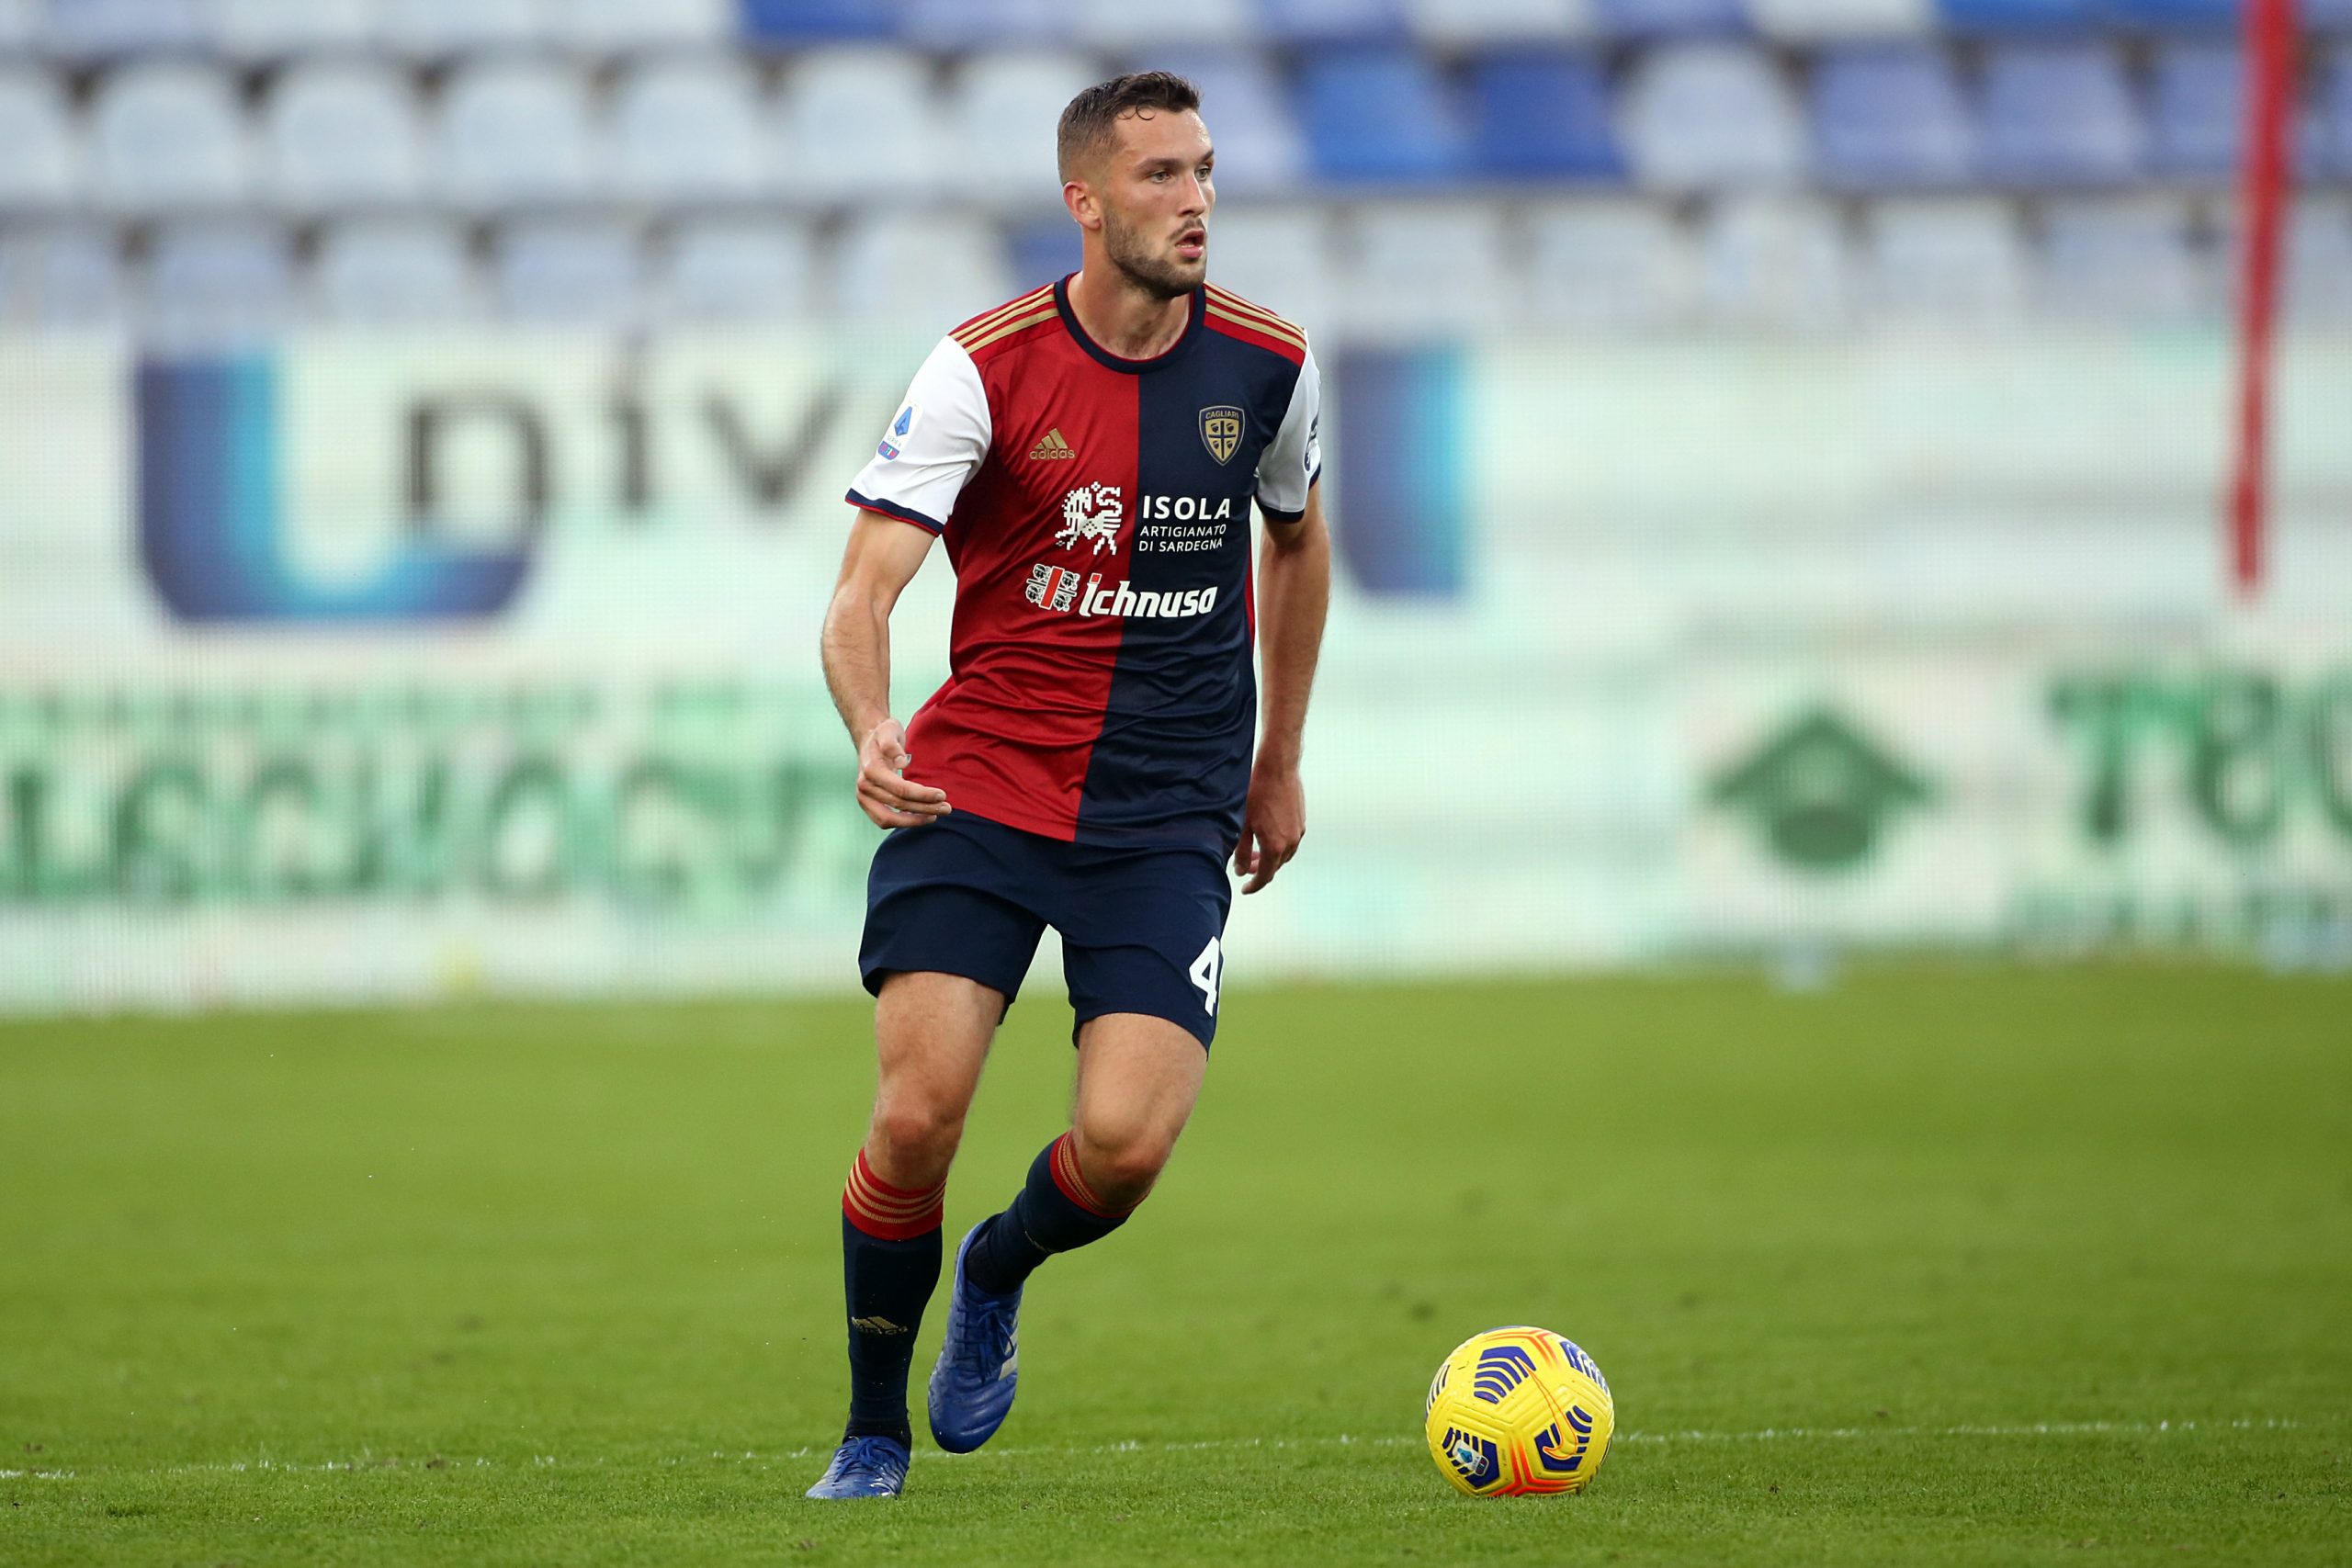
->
[1071,1011,1209,1162]
[1057,845,1232,1052]
[872,970,1006,1126]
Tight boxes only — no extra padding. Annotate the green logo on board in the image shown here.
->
[1710,705,1935,873]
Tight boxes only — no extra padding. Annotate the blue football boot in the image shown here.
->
[803,1435,910,1500]
[926,1223,1023,1453]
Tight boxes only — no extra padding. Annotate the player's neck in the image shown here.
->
[1067,265,1192,362]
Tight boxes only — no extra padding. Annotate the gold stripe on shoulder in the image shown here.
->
[1205,300,1306,351]
[953,286,1054,345]
[959,283,1051,334]
[1204,286,1304,340]
[961,304,1058,354]
[1204,294,1307,347]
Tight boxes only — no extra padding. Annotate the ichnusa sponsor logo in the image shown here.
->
[1023,564,1219,620]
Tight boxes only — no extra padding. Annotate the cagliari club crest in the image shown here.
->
[1200,405,1243,465]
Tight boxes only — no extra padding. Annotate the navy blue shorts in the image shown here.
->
[859,811,1233,1049]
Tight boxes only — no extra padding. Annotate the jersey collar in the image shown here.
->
[1053,274,1204,375]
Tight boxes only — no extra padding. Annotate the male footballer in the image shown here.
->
[808,70,1329,1499]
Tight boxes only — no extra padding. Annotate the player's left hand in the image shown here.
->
[1235,759,1304,895]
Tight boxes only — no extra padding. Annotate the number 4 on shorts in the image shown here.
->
[1188,937,1222,1016]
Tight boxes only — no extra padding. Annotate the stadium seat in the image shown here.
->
[831,209,1014,326]
[314,216,481,322]
[1810,46,1978,188]
[899,0,1069,48]
[1935,0,2098,30]
[1332,199,1509,333]
[1399,0,1593,43]
[1142,50,1306,196]
[1254,0,1408,43]
[738,0,895,45]
[1521,199,1697,326]
[438,60,597,210]
[2145,42,2240,179]
[775,48,943,201]
[0,0,34,54]
[1591,0,1746,36]
[209,0,376,57]
[0,225,124,326]
[1068,0,1256,46]
[263,62,426,210]
[1748,0,1937,40]
[1700,195,1854,328]
[91,61,252,211]
[1201,206,1332,324]
[42,0,205,58]
[612,56,773,204]
[1296,45,1470,181]
[2038,196,2209,319]
[0,65,78,208]
[1005,213,1081,288]
[658,216,817,321]
[2283,197,2352,321]
[1859,196,2031,321]
[381,0,544,57]
[2319,52,2352,180]
[1977,43,2144,185]
[2098,0,2238,30]
[495,217,642,323]
[146,219,293,342]
[1466,53,1623,180]
[1620,44,1809,190]
[949,51,1102,205]
[560,0,731,53]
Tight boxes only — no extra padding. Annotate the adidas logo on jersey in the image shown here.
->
[1028,427,1077,460]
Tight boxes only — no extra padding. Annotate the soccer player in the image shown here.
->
[804,71,1329,1499]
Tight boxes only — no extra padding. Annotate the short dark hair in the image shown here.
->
[1057,71,1202,183]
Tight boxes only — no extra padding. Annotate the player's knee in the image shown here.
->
[869,1095,965,1176]
[1074,1122,1176,1211]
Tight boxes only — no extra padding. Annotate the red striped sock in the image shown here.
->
[1046,1131,1133,1220]
[842,1149,945,1240]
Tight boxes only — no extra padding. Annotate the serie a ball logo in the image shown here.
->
[1424,1326,1614,1497]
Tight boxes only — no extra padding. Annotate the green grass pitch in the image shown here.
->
[3,963,2347,1566]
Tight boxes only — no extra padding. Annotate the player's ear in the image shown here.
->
[1063,178,1102,231]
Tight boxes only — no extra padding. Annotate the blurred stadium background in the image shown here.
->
[5,6,2351,1562]
[0,0,2346,1004]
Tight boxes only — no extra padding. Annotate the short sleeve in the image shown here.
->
[1253,344,1321,524]
[844,337,991,534]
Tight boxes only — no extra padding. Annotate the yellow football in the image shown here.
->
[1423,1325,1615,1497]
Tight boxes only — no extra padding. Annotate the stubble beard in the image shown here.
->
[1102,203,1204,301]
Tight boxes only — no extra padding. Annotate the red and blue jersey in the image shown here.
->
[845,275,1321,852]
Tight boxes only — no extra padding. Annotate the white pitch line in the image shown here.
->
[0,1418,2303,1483]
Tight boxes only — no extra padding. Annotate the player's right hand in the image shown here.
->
[856,718,952,829]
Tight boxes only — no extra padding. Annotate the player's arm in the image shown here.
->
[824,335,989,829]
[1238,483,1329,894]
[821,512,951,829]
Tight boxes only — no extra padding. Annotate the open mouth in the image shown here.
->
[1175,229,1206,262]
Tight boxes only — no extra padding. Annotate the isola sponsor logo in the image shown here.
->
[1023,564,1219,620]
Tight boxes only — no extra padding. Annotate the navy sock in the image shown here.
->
[840,1151,945,1448]
[964,1133,1135,1296]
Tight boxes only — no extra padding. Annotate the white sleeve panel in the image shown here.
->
[1254,344,1321,522]
[844,336,991,533]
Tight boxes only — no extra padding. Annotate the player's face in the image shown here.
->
[1097,108,1215,300]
